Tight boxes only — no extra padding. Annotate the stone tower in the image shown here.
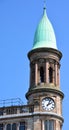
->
[26,7,64,130]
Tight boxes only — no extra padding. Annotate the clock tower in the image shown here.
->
[26,7,64,130]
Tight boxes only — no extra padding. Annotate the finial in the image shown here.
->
[44,0,46,9]
[43,0,46,16]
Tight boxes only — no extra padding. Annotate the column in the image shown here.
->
[56,120,60,130]
[42,120,45,130]
[3,124,6,130]
[55,63,57,85]
[17,123,20,130]
[53,66,55,84]
[35,63,38,86]
[46,61,49,83]
[17,107,20,114]
[3,109,6,116]
[58,65,60,86]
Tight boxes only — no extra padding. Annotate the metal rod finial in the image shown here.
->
[44,0,46,9]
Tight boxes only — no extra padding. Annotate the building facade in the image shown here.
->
[0,6,64,130]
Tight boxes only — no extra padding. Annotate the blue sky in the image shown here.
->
[0,0,68,129]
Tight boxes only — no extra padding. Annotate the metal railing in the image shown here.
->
[0,98,23,107]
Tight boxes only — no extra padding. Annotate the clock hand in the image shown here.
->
[47,102,52,106]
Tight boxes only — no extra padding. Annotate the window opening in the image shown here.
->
[45,120,54,130]
[7,124,11,130]
[0,124,3,130]
[49,67,53,83]
[12,123,16,130]
[40,67,44,83]
[19,122,25,130]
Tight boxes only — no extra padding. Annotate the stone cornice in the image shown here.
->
[28,48,62,60]
[0,112,64,123]
[26,87,64,99]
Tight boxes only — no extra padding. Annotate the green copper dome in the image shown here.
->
[32,8,57,49]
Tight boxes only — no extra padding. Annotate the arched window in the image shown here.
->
[40,67,44,83]
[19,122,25,130]
[12,123,16,130]
[49,67,53,83]
[7,124,11,130]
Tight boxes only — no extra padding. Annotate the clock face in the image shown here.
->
[42,97,55,111]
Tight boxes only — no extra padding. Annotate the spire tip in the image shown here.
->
[43,0,46,9]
